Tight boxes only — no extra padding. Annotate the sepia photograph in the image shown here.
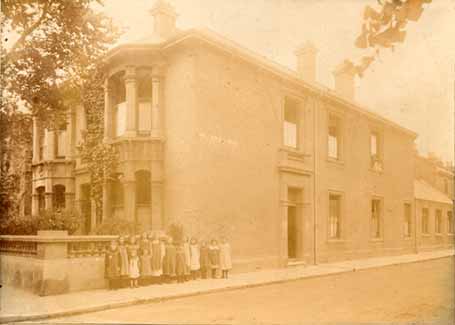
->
[0,0,454,324]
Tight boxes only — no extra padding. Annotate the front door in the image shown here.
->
[287,205,297,259]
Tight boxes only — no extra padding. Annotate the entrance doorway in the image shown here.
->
[287,187,302,260]
[287,205,297,259]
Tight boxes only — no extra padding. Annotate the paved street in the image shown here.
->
[51,257,454,324]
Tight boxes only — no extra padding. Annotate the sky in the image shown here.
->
[102,0,455,163]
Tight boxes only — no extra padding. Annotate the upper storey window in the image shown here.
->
[328,114,342,160]
[370,131,383,172]
[283,97,301,149]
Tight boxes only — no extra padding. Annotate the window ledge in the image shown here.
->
[369,238,384,243]
[327,157,345,166]
[448,233,454,236]
[435,233,444,237]
[279,146,309,157]
[421,234,431,237]
[403,236,413,240]
[327,238,347,244]
[369,167,383,175]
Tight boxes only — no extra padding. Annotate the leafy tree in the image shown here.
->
[350,0,432,76]
[1,0,121,123]
[0,0,121,221]
[0,107,32,219]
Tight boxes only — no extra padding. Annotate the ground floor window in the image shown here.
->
[404,203,412,237]
[37,186,45,212]
[435,209,442,234]
[371,198,382,238]
[329,194,341,239]
[53,184,66,210]
[448,211,454,234]
[422,208,429,234]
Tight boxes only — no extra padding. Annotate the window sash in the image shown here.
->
[283,121,297,148]
[138,102,152,132]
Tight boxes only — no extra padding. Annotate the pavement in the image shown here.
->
[0,249,453,324]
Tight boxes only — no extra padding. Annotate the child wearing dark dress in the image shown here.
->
[139,248,152,286]
[208,239,220,279]
[118,236,129,287]
[199,241,210,279]
[163,237,176,283]
[105,239,121,290]
[150,233,162,284]
[175,242,186,283]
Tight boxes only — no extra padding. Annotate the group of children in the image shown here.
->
[104,232,233,289]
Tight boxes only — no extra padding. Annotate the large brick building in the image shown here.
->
[30,1,453,271]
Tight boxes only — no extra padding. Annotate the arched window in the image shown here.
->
[53,185,66,210]
[135,170,151,205]
[36,186,45,212]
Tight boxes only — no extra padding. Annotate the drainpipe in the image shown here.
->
[414,198,418,254]
[313,96,318,265]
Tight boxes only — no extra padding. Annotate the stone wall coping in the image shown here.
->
[0,235,118,243]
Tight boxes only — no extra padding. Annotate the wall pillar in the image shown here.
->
[32,116,40,163]
[123,180,137,222]
[124,66,137,137]
[102,181,112,221]
[32,193,39,216]
[66,109,75,159]
[151,142,164,230]
[45,178,53,211]
[65,193,75,211]
[104,79,113,142]
[151,68,162,138]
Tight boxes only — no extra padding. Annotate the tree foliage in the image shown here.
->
[79,65,118,221]
[351,0,432,77]
[0,0,121,221]
[1,0,121,124]
[0,106,32,219]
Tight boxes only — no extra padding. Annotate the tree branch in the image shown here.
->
[6,1,50,61]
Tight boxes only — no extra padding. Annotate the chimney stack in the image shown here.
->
[149,0,178,40]
[294,42,318,83]
[333,60,356,101]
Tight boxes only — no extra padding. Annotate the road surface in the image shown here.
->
[54,257,454,324]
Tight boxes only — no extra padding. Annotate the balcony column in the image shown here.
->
[151,67,163,138]
[45,129,55,161]
[124,66,137,137]
[104,79,114,141]
[32,116,40,163]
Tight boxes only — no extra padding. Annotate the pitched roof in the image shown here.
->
[106,28,417,138]
[414,179,453,204]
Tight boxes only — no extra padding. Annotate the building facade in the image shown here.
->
[30,1,453,271]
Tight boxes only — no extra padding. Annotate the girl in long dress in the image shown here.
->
[189,238,200,280]
[118,236,129,287]
[105,239,121,290]
[150,234,162,284]
[219,237,232,279]
[175,242,186,283]
[199,241,210,279]
[163,237,176,283]
[183,237,191,281]
[208,239,220,279]
[129,248,140,288]
[139,248,152,286]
